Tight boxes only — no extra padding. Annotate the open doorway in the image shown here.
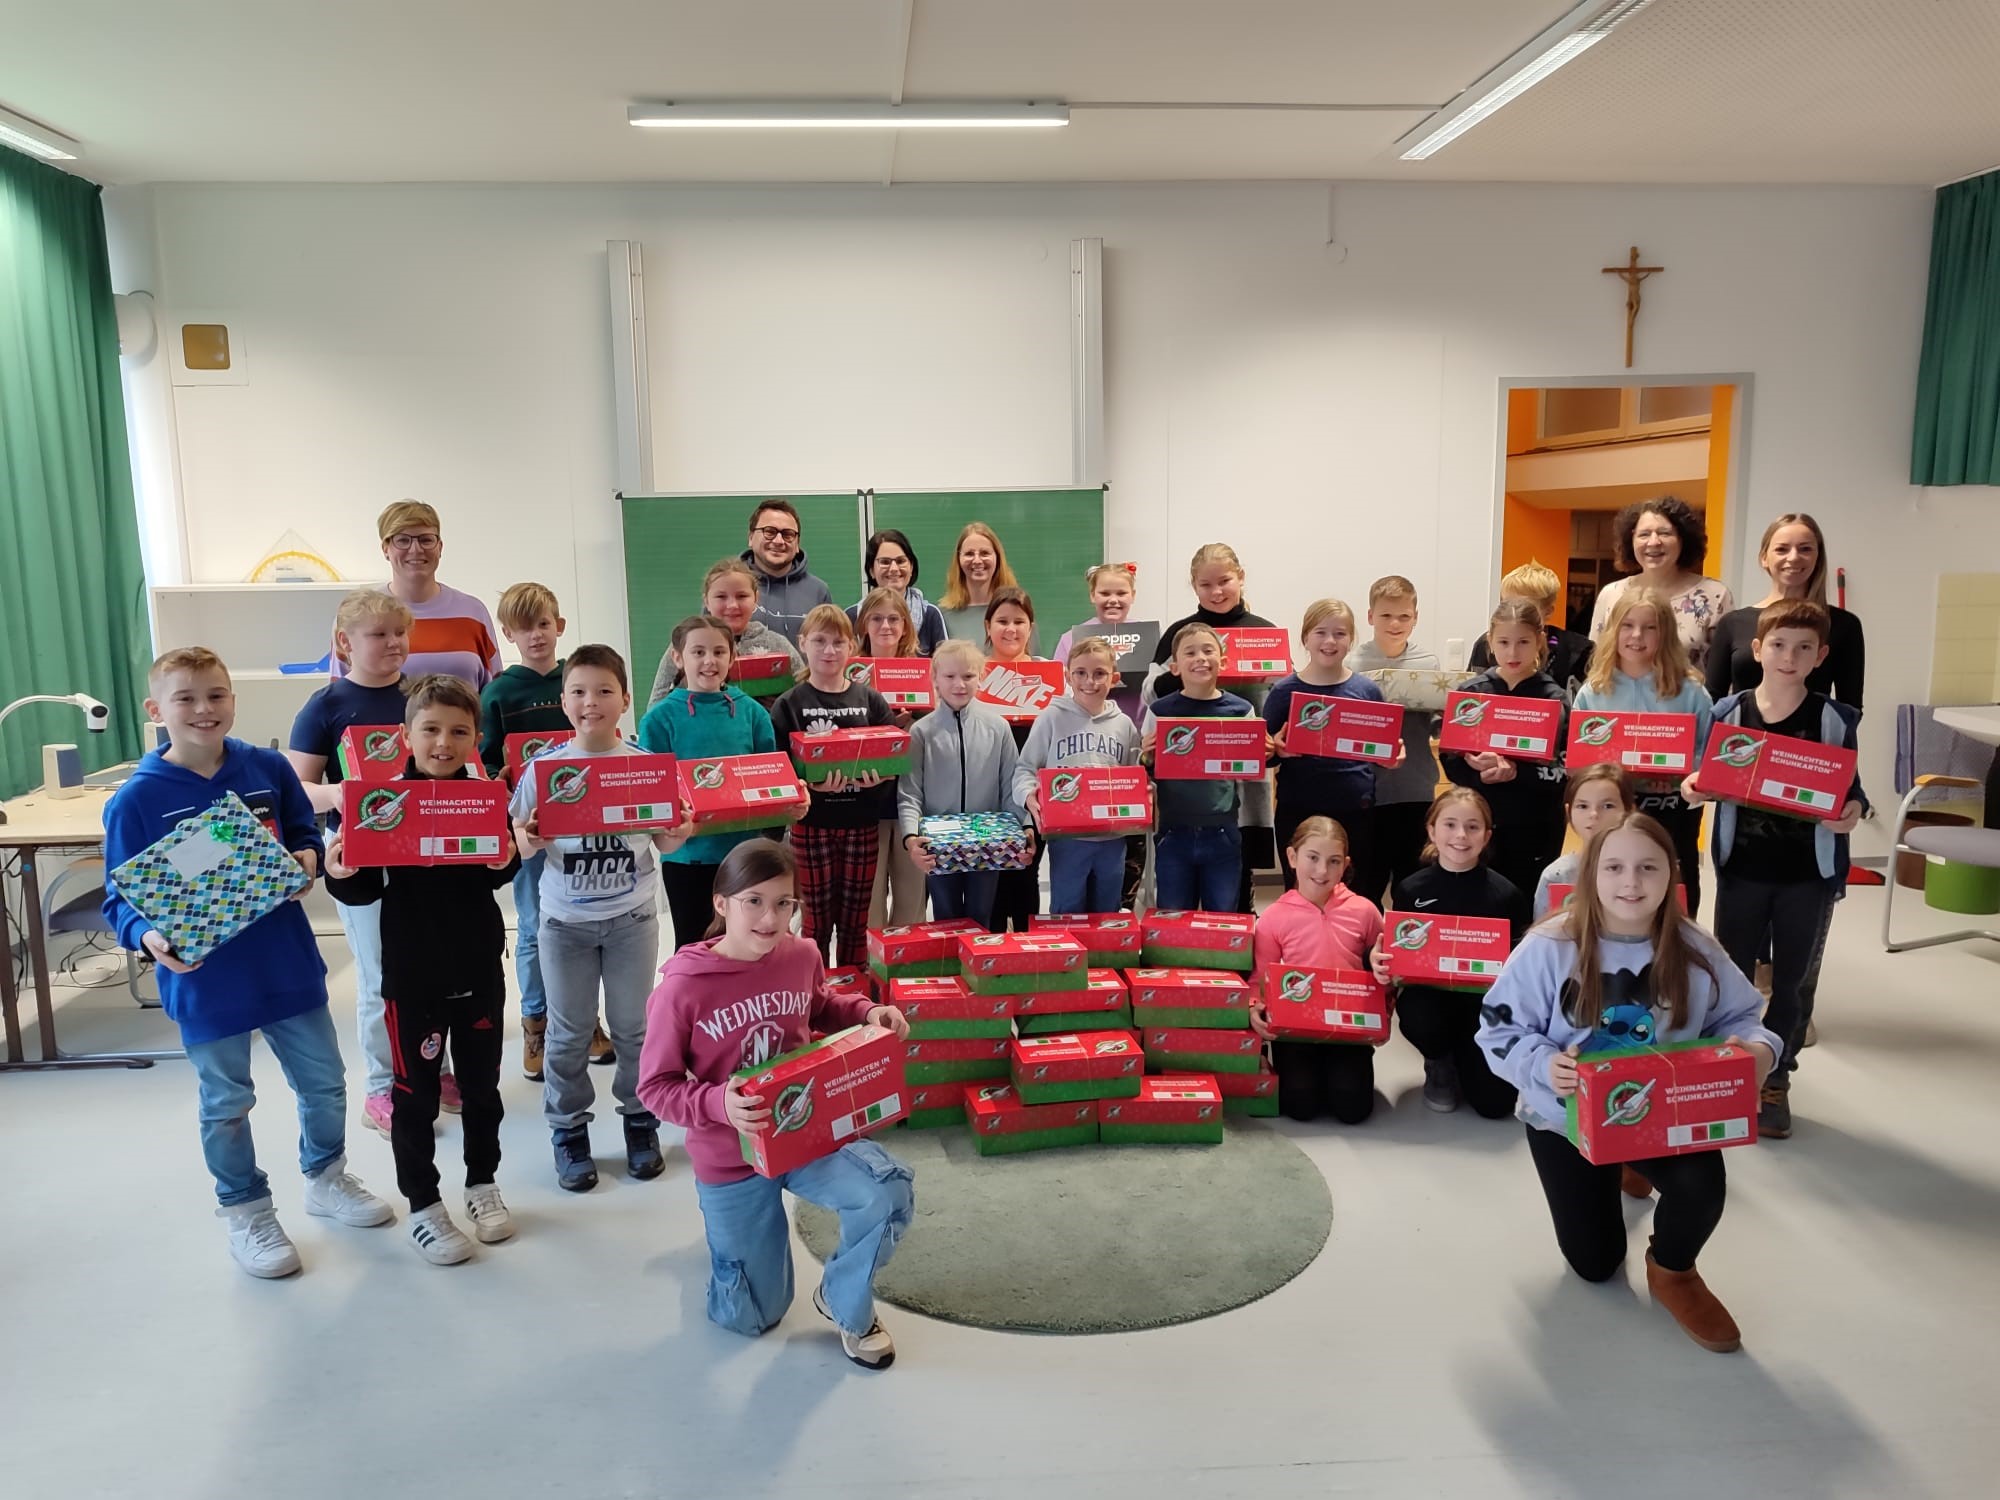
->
[1497,380,1744,633]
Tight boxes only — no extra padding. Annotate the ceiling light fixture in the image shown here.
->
[1397,0,1654,161]
[628,100,1067,130]
[0,103,79,161]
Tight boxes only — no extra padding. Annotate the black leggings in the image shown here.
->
[993,840,1045,933]
[1525,1126,1728,1278]
[1351,801,1428,908]
[1273,793,1374,898]
[1271,1039,1375,1124]
[1712,872,1837,1078]
[659,860,721,951]
[1636,791,1704,918]
[1487,823,1564,915]
[1395,986,1518,1119]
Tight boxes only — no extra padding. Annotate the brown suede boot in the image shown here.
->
[1621,1165,1655,1199]
[1646,1244,1741,1353]
[521,1016,547,1081]
[588,1024,615,1066]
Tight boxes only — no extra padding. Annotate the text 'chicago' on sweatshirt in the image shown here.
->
[635,935,876,1184]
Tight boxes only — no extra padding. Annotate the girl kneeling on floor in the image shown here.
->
[1475,812,1780,1354]
[636,840,915,1369]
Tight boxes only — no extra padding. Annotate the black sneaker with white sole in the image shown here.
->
[624,1113,665,1180]
[813,1281,895,1369]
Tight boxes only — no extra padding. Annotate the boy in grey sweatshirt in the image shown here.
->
[1014,637,1144,914]
[898,641,1024,929]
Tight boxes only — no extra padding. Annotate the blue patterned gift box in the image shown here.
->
[920,811,1031,874]
[109,792,311,963]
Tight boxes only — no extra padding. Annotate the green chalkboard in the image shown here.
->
[620,491,865,695]
[870,487,1105,651]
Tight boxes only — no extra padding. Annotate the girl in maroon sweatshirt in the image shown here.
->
[637,841,913,1369]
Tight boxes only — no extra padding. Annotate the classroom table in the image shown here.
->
[0,776,172,1072]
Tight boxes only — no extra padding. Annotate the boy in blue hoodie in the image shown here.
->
[103,648,392,1279]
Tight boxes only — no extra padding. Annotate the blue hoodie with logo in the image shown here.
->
[101,740,328,1045]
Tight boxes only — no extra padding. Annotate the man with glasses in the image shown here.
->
[741,499,832,647]
[334,499,502,690]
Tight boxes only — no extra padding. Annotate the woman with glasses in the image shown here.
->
[333,499,502,690]
[742,500,834,646]
[846,529,947,656]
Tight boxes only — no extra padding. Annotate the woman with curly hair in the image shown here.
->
[1588,497,1733,660]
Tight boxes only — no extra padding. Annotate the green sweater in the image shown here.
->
[478,662,567,775]
[636,686,778,865]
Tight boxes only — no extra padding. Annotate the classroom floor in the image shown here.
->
[5,880,1997,1500]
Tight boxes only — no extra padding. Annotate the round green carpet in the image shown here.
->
[794,1122,1332,1334]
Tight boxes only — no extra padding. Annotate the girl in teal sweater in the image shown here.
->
[637,615,791,950]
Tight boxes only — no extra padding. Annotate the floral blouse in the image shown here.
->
[1588,574,1734,662]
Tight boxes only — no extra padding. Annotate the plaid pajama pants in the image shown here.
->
[791,822,881,968]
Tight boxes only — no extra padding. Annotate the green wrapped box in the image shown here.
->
[965,1085,1099,1155]
[1097,1075,1226,1146]
[1141,1026,1265,1075]
[1016,1006,1134,1036]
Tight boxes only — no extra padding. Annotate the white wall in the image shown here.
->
[108,178,1995,826]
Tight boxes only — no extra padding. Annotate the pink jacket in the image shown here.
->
[636,935,874,1184]
[1253,886,1382,972]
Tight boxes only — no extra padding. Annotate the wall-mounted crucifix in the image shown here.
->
[1601,246,1663,368]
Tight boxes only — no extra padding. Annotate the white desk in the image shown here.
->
[0,778,166,1071]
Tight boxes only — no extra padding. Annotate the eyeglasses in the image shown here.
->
[388,533,441,553]
[753,527,800,544]
[728,892,802,919]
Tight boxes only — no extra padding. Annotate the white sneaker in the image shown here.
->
[407,1202,475,1266]
[219,1200,302,1279]
[813,1281,896,1370]
[303,1160,395,1227]
[464,1183,515,1244]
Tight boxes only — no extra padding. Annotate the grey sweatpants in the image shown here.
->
[540,906,660,1130]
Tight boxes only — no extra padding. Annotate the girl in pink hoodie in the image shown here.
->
[1250,818,1385,1125]
[637,841,913,1369]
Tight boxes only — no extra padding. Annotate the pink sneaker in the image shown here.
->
[439,1072,463,1114]
[364,1091,393,1137]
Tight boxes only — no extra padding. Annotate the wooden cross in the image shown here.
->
[1601,246,1663,368]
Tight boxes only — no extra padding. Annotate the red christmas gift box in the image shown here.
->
[1140,1026,1265,1075]
[1382,911,1512,991]
[1283,693,1404,766]
[1215,1062,1280,1116]
[903,1035,1012,1086]
[1546,884,1687,913]
[823,965,875,1000]
[866,918,987,980]
[1028,911,1144,967]
[677,753,807,837]
[1437,692,1562,763]
[1035,767,1154,837]
[341,780,511,867]
[1098,1074,1225,1145]
[1128,967,1254,1030]
[887,975,1014,1039]
[1014,969,1132,1035]
[902,1081,969,1130]
[1217,627,1293,683]
[1567,1041,1760,1165]
[976,660,1066,722]
[1141,909,1255,971]
[1152,718,1268,781]
[957,931,1088,995]
[533,753,681,837]
[336,725,407,783]
[964,1083,1098,1156]
[1565,711,1697,776]
[845,657,935,712]
[788,726,912,783]
[728,652,796,700]
[1259,965,1392,1045]
[1008,1030,1146,1104]
[1695,726,1857,821]
[502,729,576,788]
[735,1024,907,1178]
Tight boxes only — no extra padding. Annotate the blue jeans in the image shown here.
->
[927,871,1000,930]
[184,1005,350,1207]
[1154,824,1244,912]
[513,852,547,1020]
[1048,837,1125,914]
[693,1140,915,1337]
[335,897,392,1095]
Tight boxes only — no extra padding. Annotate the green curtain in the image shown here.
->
[1912,170,2000,485]
[0,146,150,798]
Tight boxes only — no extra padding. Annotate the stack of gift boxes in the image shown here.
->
[866,917,1232,1151]
[1136,910,1278,1116]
